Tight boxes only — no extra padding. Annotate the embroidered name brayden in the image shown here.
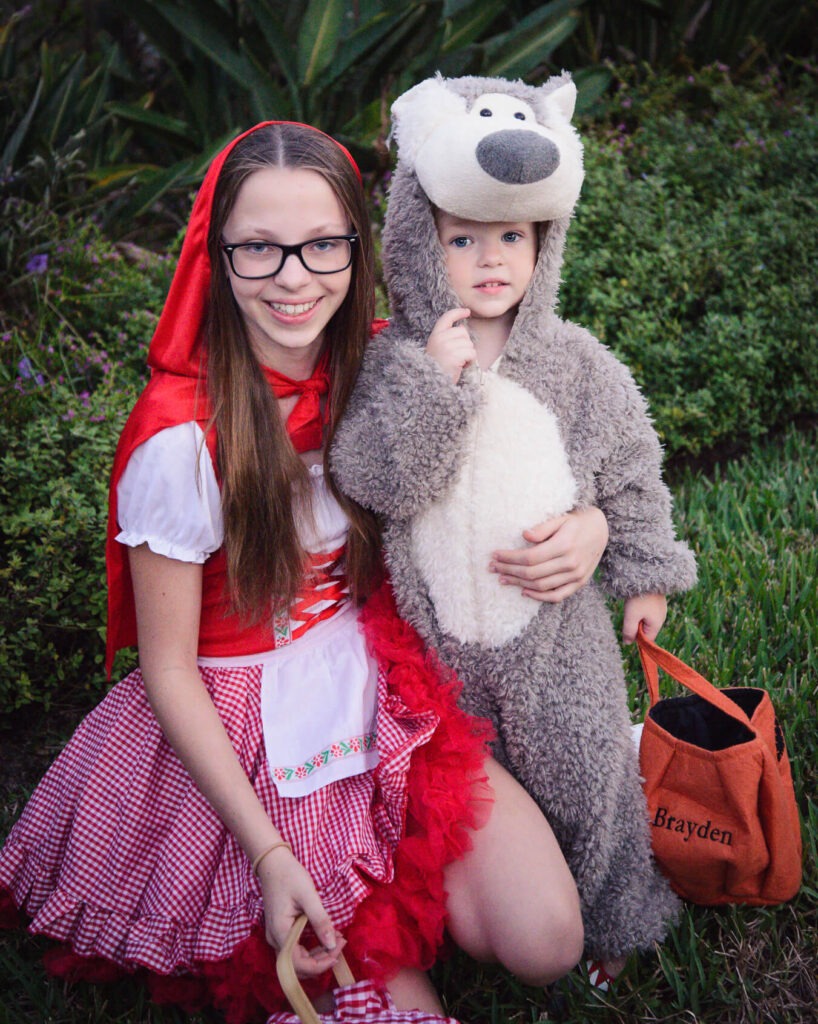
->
[652,807,733,846]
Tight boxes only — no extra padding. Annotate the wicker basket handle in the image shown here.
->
[276,914,356,1024]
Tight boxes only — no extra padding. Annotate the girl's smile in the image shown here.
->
[265,297,323,323]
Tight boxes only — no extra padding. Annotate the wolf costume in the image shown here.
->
[331,73,697,958]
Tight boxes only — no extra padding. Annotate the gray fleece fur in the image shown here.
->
[331,73,697,959]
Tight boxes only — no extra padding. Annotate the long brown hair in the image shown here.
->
[205,123,381,620]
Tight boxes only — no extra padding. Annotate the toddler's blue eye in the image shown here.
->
[502,231,521,243]
[480,108,492,117]
[452,237,470,248]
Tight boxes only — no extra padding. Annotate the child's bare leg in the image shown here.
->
[386,967,444,1013]
[444,757,584,986]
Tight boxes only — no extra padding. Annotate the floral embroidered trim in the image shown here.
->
[272,732,377,784]
[273,609,292,646]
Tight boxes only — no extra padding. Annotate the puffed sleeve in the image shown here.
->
[116,422,223,563]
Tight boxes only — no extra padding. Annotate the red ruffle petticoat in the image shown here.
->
[0,584,493,1023]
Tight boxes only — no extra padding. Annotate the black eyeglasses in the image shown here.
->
[220,234,358,279]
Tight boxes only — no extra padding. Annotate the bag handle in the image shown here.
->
[636,625,755,731]
[276,914,356,1024]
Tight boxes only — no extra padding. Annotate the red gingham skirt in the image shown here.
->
[0,584,493,1024]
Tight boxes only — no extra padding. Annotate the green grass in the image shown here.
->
[1,423,816,1023]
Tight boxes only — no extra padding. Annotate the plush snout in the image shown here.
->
[477,130,560,184]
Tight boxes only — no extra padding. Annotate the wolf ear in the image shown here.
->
[532,79,578,126]
[390,75,468,168]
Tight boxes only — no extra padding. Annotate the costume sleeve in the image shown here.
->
[116,421,223,563]
[331,328,482,520]
[576,340,697,598]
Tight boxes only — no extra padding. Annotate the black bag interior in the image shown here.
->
[649,687,765,751]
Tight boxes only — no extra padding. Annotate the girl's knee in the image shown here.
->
[446,755,585,983]
[449,874,584,985]
[509,901,584,986]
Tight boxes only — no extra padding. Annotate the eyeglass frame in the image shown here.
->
[219,234,358,279]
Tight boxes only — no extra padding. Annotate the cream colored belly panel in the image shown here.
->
[410,373,577,646]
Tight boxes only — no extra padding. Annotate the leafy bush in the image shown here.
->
[0,216,175,711]
[2,1,606,240]
[560,66,818,457]
[2,67,816,715]
[562,0,817,70]
[0,5,153,267]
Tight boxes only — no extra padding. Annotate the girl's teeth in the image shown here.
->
[270,300,318,314]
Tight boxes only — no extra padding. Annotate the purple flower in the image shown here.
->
[17,356,44,386]
[25,253,48,274]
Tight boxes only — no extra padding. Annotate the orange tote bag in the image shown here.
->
[636,627,802,906]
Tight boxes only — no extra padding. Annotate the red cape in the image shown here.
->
[104,120,371,676]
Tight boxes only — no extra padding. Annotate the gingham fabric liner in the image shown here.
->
[267,978,459,1023]
[0,657,438,974]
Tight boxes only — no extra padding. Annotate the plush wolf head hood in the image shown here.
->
[383,72,584,342]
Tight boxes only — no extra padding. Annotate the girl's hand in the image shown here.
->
[257,846,344,977]
[425,308,475,383]
[489,507,609,603]
[622,593,667,644]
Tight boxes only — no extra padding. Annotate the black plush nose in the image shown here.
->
[476,130,560,184]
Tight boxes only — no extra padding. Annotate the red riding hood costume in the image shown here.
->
[0,122,492,1023]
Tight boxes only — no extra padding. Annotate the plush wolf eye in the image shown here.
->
[514,112,526,120]
[480,108,493,117]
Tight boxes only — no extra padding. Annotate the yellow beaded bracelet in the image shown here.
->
[252,840,293,876]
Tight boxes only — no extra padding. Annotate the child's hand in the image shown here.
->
[622,593,667,644]
[425,308,475,383]
[257,845,344,976]
[489,507,608,602]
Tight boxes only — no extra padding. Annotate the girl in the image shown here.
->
[0,121,593,1021]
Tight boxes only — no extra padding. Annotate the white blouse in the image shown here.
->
[116,422,222,563]
[116,422,348,559]
[115,422,378,798]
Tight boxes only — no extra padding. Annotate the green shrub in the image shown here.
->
[3,67,817,714]
[561,66,818,458]
[0,216,175,711]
